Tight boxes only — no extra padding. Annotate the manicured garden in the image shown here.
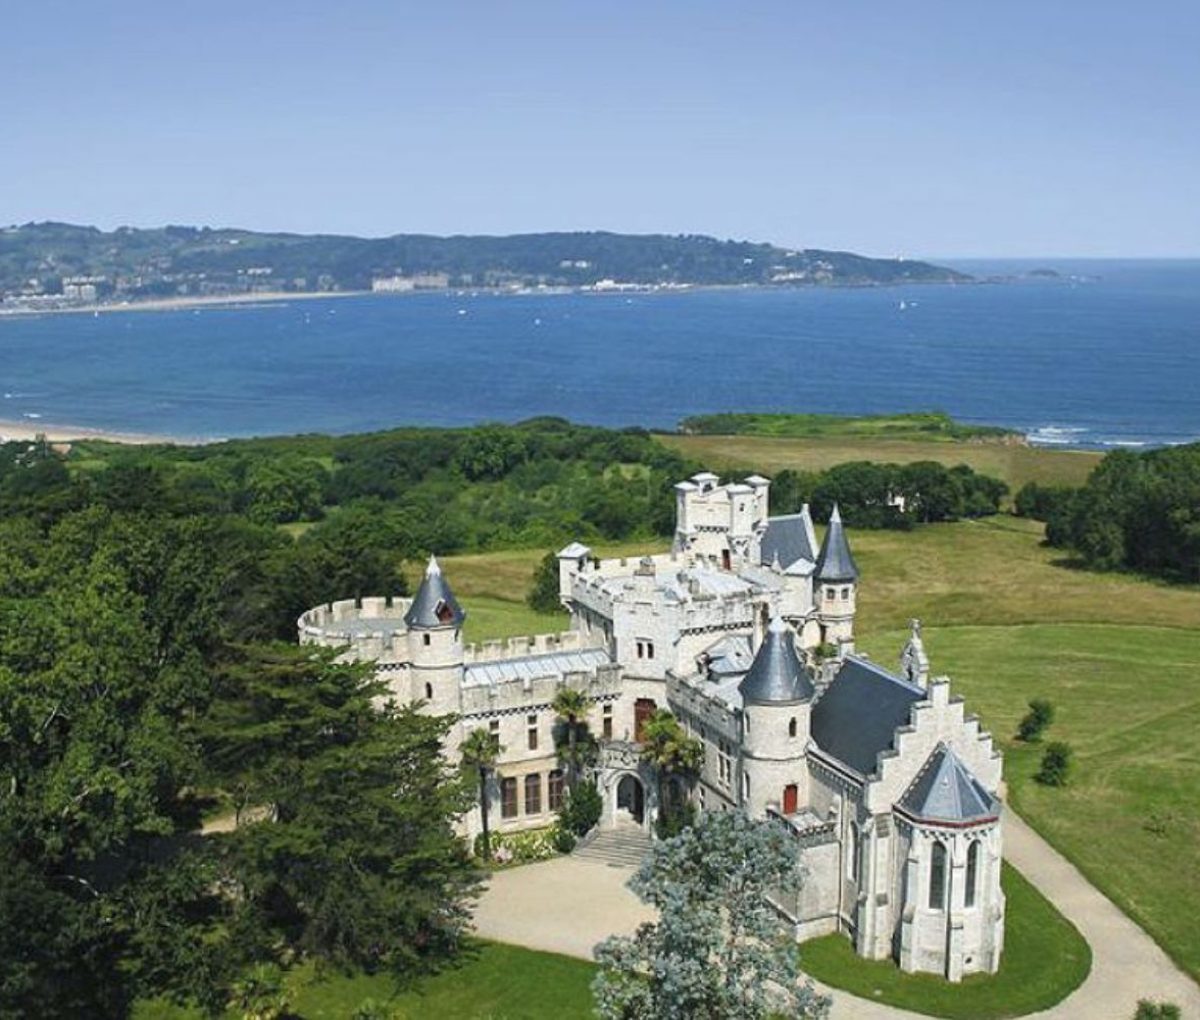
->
[800,863,1091,1018]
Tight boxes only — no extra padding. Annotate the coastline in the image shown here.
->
[0,417,212,446]
[0,289,372,320]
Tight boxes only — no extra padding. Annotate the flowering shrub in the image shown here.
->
[474,825,567,866]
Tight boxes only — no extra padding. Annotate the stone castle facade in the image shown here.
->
[298,472,1005,980]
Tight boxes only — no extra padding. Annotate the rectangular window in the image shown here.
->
[548,770,564,812]
[602,703,613,740]
[646,642,654,660]
[500,777,518,819]
[966,841,980,908]
[527,713,538,751]
[489,719,500,737]
[524,773,542,815]
[636,641,644,659]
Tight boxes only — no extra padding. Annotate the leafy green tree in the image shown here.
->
[461,727,503,862]
[593,811,830,1020]
[1017,698,1055,742]
[528,550,564,613]
[204,644,481,979]
[1036,741,1073,787]
[552,686,593,789]
[558,779,603,838]
[640,709,704,836]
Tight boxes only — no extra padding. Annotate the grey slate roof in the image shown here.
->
[810,656,924,775]
[403,556,466,629]
[464,646,611,687]
[760,512,817,572]
[704,634,755,678]
[815,504,859,582]
[739,618,815,705]
[898,744,1000,824]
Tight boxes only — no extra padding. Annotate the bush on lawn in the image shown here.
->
[1036,742,1073,787]
[1017,698,1055,742]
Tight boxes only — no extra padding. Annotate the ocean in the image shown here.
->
[1,259,1198,448]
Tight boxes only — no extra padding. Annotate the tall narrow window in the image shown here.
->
[424,682,433,700]
[646,642,654,660]
[965,840,980,908]
[524,773,542,815]
[602,703,613,740]
[788,717,798,738]
[848,823,862,882]
[929,842,947,909]
[423,633,431,646]
[500,777,518,819]
[489,718,500,738]
[527,714,539,751]
[548,770,564,812]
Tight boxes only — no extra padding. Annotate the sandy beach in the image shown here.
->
[0,418,208,445]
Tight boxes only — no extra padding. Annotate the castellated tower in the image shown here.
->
[404,556,465,719]
[738,617,815,818]
[815,503,859,648]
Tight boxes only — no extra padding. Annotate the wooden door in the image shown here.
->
[782,783,799,815]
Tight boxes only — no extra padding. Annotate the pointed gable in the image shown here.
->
[898,744,1000,825]
[404,555,466,629]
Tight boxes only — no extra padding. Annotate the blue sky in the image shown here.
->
[4,1,1198,256]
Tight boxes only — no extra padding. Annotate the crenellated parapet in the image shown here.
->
[297,597,412,661]
[464,629,589,663]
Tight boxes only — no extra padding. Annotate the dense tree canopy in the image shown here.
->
[1019,443,1200,582]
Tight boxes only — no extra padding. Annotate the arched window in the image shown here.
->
[788,717,798,738]
[929,842,947,909]
[424,682,433,700]
[965,840,980,908]
[848,823,861,882]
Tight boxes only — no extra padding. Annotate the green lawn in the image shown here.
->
[801,863,1091,1019]
[135,941,597,1020]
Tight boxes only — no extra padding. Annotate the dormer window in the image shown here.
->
[435,599,455,624]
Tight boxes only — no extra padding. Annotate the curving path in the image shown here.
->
[473,808,1200,1019]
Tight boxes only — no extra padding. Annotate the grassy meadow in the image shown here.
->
[659,433,1101,492]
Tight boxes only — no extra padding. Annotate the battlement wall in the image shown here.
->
[463,629,589,663]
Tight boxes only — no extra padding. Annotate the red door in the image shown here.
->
[782,784,799,815]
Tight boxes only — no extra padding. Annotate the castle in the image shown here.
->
[298,472,1005,980]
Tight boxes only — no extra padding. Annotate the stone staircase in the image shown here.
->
[573,824,652,868]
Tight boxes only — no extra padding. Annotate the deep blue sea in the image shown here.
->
[1,259,1198,448]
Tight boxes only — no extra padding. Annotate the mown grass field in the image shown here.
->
[441,514,1200,982]
[802,862,1091,1018]
[660,433,1101,492]
[135,941,596,1020]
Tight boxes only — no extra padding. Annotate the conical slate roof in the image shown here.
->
[739,617,815,706]
[898,744,999,824]
[404,555,466,629]
[816,504,859,582]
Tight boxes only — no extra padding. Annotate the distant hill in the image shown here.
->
[0,223,970,306]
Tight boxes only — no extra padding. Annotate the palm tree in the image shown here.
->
[640,709,704,833]
[460,727,503,861]
[552,686,592,790]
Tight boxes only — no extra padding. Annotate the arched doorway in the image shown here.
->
[616,774,645,825]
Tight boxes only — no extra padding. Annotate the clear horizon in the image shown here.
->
[5,1,1198,258]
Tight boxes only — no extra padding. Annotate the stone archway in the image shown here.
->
[616,773,645,826]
